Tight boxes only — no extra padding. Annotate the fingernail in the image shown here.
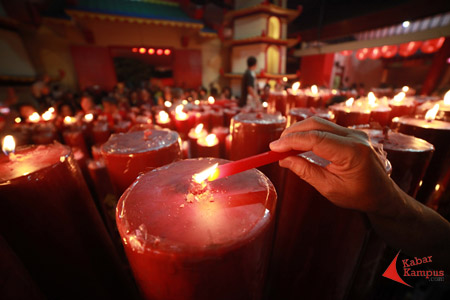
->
[270,140,279,147]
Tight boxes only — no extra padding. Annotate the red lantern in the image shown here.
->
[132,47,138,53]
[164,49,171,55]
[356,48,369,60]
[340,50,353,56]
[148,48,155,55]
[368,47,382,59]
[139,47,146,54]
[421,37,445,54]
[398,41,422,57]
[156,49,163,55]
[380,45,398,58]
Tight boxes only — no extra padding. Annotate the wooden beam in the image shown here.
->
[293,25,450,57]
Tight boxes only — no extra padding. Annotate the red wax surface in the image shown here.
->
[392,117,450,210]
[101,129,182,195]
[287,107,333,127]
[267,91,288,116]
[361,129,434,197]
[92,121,111,145]
[332,107,371,127]
[389,103,415,119]
[369,107,392,126]
[0,144,135,299]
[116,158,277,300]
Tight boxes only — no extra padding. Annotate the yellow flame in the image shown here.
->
[28,112,40,123]
[205,134,218,146]
[63,116,75,125]
[402,86,409,92]
[393,92,406,103]
[194,100,200,105]
[425,104,439,122]
[175,105,188,120]
[175,104,183,114]
[194,123,204,134]
[208,96,215,105]
[292,81,300,92]
[419,180,423,187]
[331,89,337,95]
[48,107,55,113]
[368,92,377,106]
[158,111,169,123]
[435,184,440,191]
[42,110,53,121]
[193,163,219,184]
[262,102,268,108]
[345,98,354,107]
[282,76,288,82]
[182,99,188,105]
[84,113,93,122]
[15,117,21,123]
[444,90,450,105]
[2,135,15,155]
[311,85,318,94]
[164,101,172,108]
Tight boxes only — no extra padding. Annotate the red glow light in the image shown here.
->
[148,48,155,55]
[132,47,138,53]
[139,47,146,54]
[156,49,163,55]
[164,49,171,55]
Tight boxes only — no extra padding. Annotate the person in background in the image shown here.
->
[198,87,208,100]
[270,117,450,270]
[102,96,125,126]
[58,102,75,118]
[260,83,271,103]
[221,86,234,100]
[240,56,261,109]
[79,94,97,114]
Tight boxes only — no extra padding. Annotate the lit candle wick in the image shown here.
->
[425,104,439,122]
[2,135,16,160]
[190,163,219,195]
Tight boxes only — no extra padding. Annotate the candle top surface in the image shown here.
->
[117,158,276,254]
[0,143,69,182]
[360,129,434,152]
[101,129,179,155]
[396,117,450,130]
[289,107,332,120]
[233,112,286,125]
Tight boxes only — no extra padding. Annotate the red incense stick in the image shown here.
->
[209,150,302,181]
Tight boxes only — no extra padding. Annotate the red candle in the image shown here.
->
[210,109,224,128]
[360,129,434,197]
[188,123,207,158]
[116,158,277,300]
[101,129,182,195]
[0,142,135,299]
[62,128,90,158]
[223,108,239,127]
[369,106,392,127]
[392,116,450,210]
[389,93,416,119]
[305,85,323,107]
[173,106,190,138]
[197,133,220,158]
[212,126,229,159]
[113,120,132,133]
[92,121,111,146]
[155,110,173,129]
[194,111,211,131]
[331,98,371,127]
[286,83,307,114]
[267,91,288,116]
[32,123,58,145]
[287,107,334,127]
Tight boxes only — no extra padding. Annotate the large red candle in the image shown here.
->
[267,91,288,116]
[389,96,416,119]
[188,124,207,158]
[101,129,182,195]
[116,158,277,300]
[92,121,111,146]
[331,99,371,127]
[0,143,135,299]
[197,134,220,158]
[369,106,392,127]
[392,116,450,211]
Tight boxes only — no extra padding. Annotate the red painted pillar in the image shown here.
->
[421,37,450,95]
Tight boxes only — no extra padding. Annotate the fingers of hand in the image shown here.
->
[280,156,332,191]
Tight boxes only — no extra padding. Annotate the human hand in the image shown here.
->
[270,117,397,216]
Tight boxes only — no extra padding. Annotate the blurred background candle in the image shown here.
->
[155,110,172,129]
[331,98,371,127]
[116,158,276,300]
[101,129,182,195]
[212,126,229,159]
[92,121,111,146]
[287,107,334,127]
[173,105,190,138]
[389,92,416,119]
[267,90,288,116]
[197,133,220,158]
[188,123,207,158]
[286,82,306,113]
[306,85,322,107]
[0,140,136,300]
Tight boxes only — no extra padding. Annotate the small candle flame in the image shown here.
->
[193,163,219,184]
[444,90,450,105]
[194,100,200,105]
[15,117,21,124]
[164,101,172,108]
[345,98,354,107]
[42,110,53,121]
[292,81,300,92]
[194,123,204,134]
[425,104,439,122]
[64,116,76,125]
[393,92,406,103]
[208,96,215,105]
[205,134,218,146]
[84,113,94,122]
[368,92,377,107]
[157,111,169,123]
[402,86,409,93]
[311,85,318,95]
[262,102,268,108]
[175,105,188,120]
[331,89,337,95]
[2,135,15,156]
[48,107,55,113]
[28,112,40,123]
[182,99,188,105]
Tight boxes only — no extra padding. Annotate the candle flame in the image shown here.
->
[175,105,188,120]
[42,110,52,121]
[262,102,268,108]
[193,163,219,184]
[15,117,21,123]
[48,107,55,113]
[164,101,172,108]
[444,90,450,105]
[425,104,439,122]
[194,123,204,134]
[158,111,169,123]
[368,92,377,106]
[64,116,76,125]
[84,113,94,122]
[2,135,15,156]
[205,134,218,147]
[208,96,215,105]
[311,85,318,94]
[182,99,188,105]
[345,98,354,107]
[292,81,300,92]
[331,89,337,95]
[194,100,200,105]
[402,86,409,93]
[393,92,406,103]
[28,112,40,123]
